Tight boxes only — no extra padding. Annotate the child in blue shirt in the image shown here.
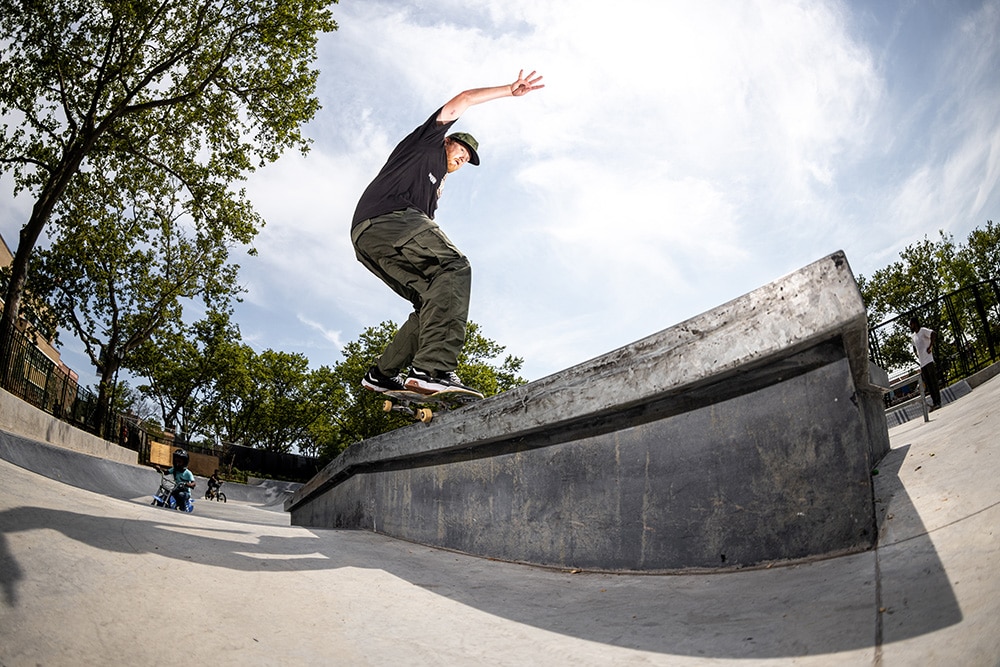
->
[159,449,196,509]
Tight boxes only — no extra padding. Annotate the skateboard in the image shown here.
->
[382,388,483,423]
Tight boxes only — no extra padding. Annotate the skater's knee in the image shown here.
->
[442,254,471,273]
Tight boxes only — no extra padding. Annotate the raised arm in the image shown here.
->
[437,69,544,123]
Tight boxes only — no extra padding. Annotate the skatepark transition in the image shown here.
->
[286,251,890,572]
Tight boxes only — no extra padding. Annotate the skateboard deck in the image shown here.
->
[382,388,483,423]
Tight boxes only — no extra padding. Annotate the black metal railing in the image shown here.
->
[868,278,1000,386]
[0,325,98,430]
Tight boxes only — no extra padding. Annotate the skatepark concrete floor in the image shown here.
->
[1,378,998,666]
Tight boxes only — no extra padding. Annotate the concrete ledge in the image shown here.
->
[288,252,889,571]
[966,360,1000,389]
[0,387,136,465]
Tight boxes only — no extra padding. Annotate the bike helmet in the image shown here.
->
[172,449,190,469]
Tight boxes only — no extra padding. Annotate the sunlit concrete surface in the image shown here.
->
[1,377,998,665]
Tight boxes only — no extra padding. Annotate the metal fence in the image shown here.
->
[0,326,99,432]
[868,278,1000,389]
[0,325,159,462]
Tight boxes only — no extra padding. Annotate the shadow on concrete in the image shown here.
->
[871,443,964,643]
[0,432,962,660]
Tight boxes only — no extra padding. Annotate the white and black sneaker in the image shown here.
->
[361,365,406,393]
[404,369,483,397]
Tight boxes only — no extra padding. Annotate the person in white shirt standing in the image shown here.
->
[909,317,942,410]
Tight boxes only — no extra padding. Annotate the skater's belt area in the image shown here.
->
[351,209,439,247]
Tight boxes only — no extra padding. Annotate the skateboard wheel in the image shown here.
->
[416,408,433,423]
[383,400,393,413]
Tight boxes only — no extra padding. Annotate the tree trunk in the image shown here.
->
[92,356,121,439]
[0,208,50,385]
[0,138,95,386]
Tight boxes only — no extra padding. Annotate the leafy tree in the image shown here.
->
[860,221,1000,377]
[243,349,323,453]
[0,0,337,380]
[453,321,527,395]
[959,220,1000,282]
[131,309,241,440]
[197,345,322,454]
[0,265,60,346]
[859,231,965,324]
[308,321,408,449]
[108,380,158,425]
[197,339,259,446]
[296,365,343,458]
[29,165,249,435]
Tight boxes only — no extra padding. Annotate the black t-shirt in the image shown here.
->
[351,108,456,229]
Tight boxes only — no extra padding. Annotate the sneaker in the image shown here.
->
[362,365,406,393]
[404,368,483,397]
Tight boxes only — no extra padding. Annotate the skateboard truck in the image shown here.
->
[383,399,434,423]
[381,388,483,424]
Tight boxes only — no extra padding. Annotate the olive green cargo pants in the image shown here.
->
[352,208,471,376]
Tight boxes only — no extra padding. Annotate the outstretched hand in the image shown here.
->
[511,69,544,97]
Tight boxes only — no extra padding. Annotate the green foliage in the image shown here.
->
[0,264,60,343]
[858,223,996,325]
[958,220,1000,283]
[105,380,157,423]
[307,321,412,451]
[0,0,338,389]
[860,221,1000,378]
[27,160,251,430]
[195,346,324,455]
[196,339,259,445]
[456,321,527,396]
[221,466,250,485]
[129,317,530,461]
[131,310,241,437]
[0,0,337,185]
[246,349,323,453]
[872,330,916,373]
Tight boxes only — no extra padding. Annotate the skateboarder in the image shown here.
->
[352,69,544,396]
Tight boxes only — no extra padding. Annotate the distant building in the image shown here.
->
[0,232,79,388]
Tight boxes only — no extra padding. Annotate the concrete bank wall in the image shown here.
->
[0,387,136,465]
[0,428,298,509]
[0,389,301,508]
[287,252,890,571]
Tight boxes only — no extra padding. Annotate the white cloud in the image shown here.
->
[297,314,345,351]
[4,0,999,383]
[230,0,896,377]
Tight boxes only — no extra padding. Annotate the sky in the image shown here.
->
[3,0,1000,387]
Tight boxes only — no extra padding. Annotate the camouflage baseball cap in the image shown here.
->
[447,132,480,166]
